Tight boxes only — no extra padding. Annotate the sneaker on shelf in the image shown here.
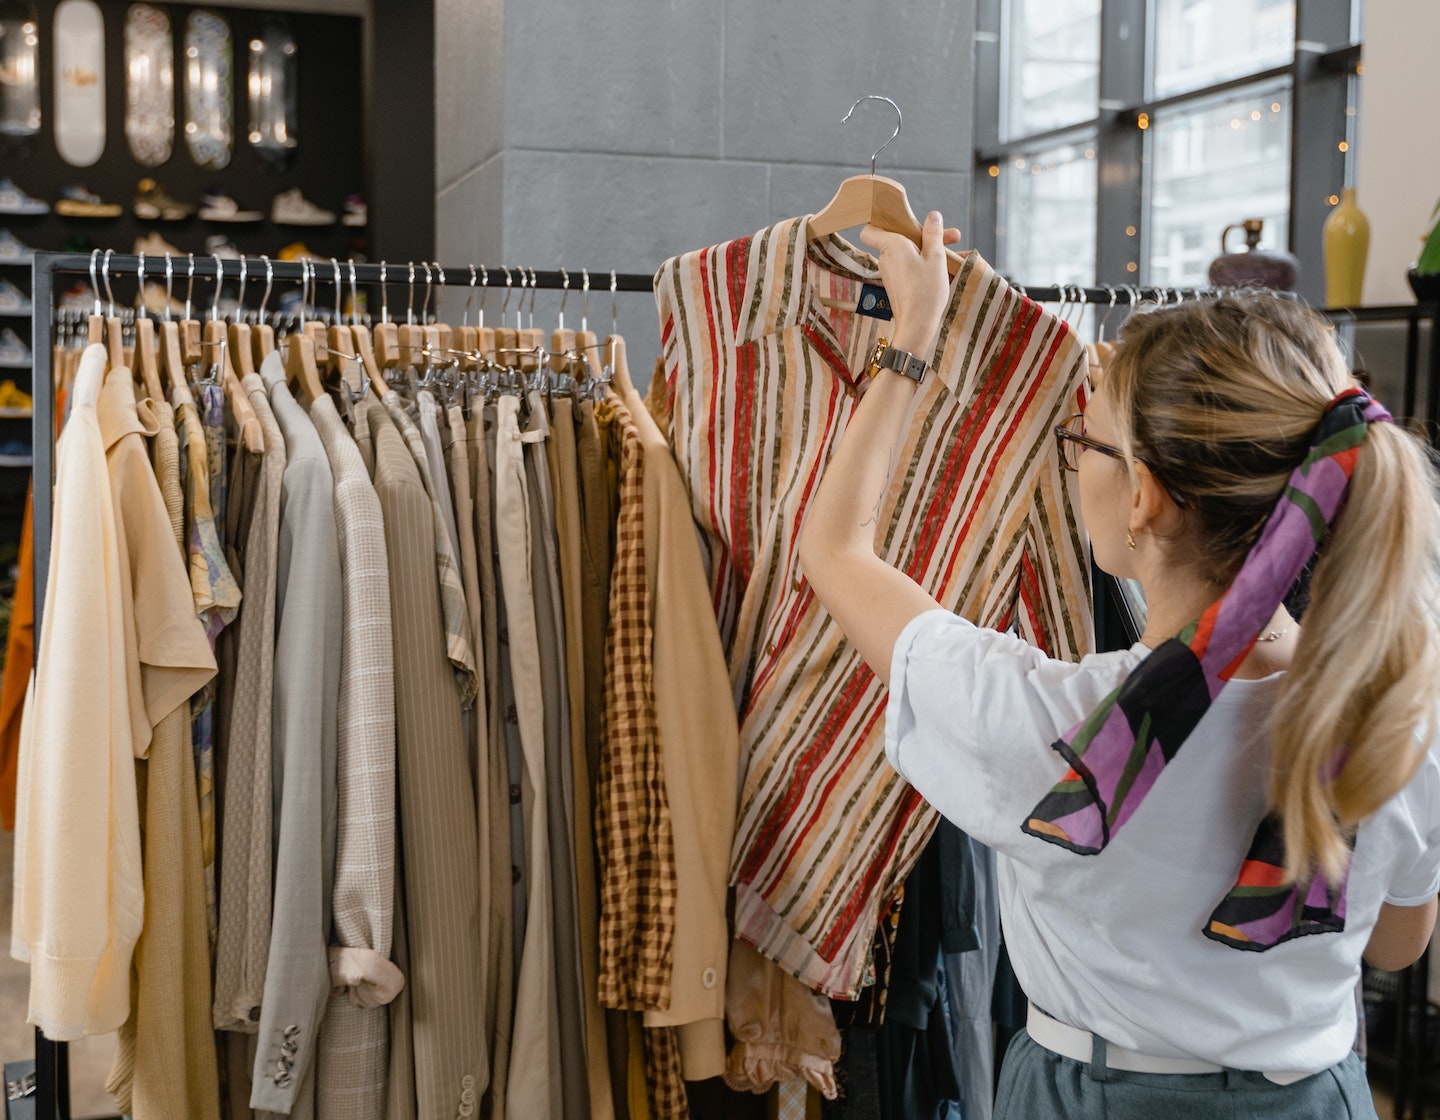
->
[0,179,48,216]
[0,278,30,316]
[204,234,242,259]
[54,184,122,218]
[0,439,33,468]
[199,188,264,223]
[271,188,335,227]
[341,193,367,227]
[278,240,322,262]
[0,229,33,263]
[0,380,33,411]
[133,231,183,258]
[133,178,194,221]
[0,328,31,368]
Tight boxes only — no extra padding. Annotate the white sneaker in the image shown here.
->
[271,188,335,226]
[199,189,263,222]
[0,278,31,316]
[133,231,183,257]
[0,228,33,263]
[205,234,242,259]
[0,179,48,215]
[0,328,31,367]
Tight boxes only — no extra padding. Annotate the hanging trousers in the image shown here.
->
[494,393,561,1120]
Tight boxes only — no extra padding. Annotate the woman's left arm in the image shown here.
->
[797,212,958,686]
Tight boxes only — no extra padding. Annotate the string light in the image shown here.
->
[1338,140,1349,152]
[988,164,1000,178]
[1327,194,1340,206]
[1137,112,1150,130]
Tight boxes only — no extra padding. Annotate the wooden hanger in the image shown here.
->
[550,327,576,375]
[286,330,324,404]
[575,329,603,382]
[351,323,390,399]
[133,317,165,401]
[204,318,264,453]
[252,251,276,362]
[606,334,635,398]
[808,97,963,277]
[159,318,194,408]
[228,256,256,379]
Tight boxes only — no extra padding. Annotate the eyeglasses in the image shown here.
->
[1054,413,1126,472]
[1053,413,1189,508]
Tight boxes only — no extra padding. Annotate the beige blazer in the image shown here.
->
[213,374,287,1034]
[310,392,399,1120]
[250,355,342,1118]
[367,401,487,1120]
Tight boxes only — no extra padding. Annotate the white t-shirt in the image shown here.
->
[885,609,1440,1075]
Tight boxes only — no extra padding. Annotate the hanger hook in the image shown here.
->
[299,260,309,330]
[102,248,117,315]
[558,267,569,330]
[164,254,175,321]
[236,255,248,319]
[432,262,446,321]
[501,266,513,318]
[211,253,226,321]
[526,266,538,328]
[378,259,389,324]
[842,94,903,176]
[258,255,273,322]
[136,251,147,320]
[610,269,618,334]
[88,249,102,317]
[420,261,433,323]
[348,259,358,326]
[464,265,477,326]
[479,264,488,328]
[331,258,342,322]
[185,253,196,320]
[406,261,416,326]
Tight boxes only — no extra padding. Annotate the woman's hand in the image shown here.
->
[861,211,961,357]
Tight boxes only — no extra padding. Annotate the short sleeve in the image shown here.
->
[1382,743,1440,906]
[884,609,1142,852]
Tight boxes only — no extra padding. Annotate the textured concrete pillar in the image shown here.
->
[436,0,977,378]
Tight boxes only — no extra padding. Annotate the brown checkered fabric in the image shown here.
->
[644,1025,688,1119]
[595,390,678,1010]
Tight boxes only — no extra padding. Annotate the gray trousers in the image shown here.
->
[996,1030,1377,1119]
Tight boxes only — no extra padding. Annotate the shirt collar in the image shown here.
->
[98,365,160,451]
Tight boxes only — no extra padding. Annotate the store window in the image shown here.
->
[973,0,1359,304]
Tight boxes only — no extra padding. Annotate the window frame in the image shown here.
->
[972,0,1360,308]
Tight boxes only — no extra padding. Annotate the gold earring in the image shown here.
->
[1126,531,1136,550]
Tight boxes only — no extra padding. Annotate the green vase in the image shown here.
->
[1323,188,1370,308]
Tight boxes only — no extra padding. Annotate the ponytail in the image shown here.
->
[1270,421,1440,883]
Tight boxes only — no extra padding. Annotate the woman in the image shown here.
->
[798,211,1440,1117]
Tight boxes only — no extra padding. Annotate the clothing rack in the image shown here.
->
[19,251,1214,1120]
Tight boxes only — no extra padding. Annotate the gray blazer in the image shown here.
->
[251,353,342,1118]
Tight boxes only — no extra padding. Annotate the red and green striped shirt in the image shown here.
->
[655,218,1093,998]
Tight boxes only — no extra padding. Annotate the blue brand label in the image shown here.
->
[856,283,893,320]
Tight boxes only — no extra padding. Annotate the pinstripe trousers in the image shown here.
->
[494,393,561,1120]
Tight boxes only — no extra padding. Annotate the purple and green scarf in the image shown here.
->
[1022,386,1391,951]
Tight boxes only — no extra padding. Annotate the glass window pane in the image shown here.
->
[1146,84,1291,288]
[998,139,1098,290]
[1002,0,1101,141]
[1151,0,1295,99]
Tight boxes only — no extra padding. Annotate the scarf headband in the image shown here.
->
[1022,386,1391,950]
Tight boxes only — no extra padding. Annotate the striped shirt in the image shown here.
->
[654,219,1092,998]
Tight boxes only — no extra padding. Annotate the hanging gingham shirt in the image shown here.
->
[654,219,1093,998]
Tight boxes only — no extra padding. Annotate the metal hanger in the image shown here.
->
[133,252,165,400]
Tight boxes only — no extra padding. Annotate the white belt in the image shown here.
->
[1025,1004,1310,1086]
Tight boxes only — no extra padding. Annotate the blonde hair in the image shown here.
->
[1104,294,1440,884]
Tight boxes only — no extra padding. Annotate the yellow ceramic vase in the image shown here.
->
[1323,188,1370,307]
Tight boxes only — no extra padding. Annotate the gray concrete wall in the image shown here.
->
[436,0,977,378]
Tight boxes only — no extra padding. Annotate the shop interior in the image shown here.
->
[1,0,1436,1116]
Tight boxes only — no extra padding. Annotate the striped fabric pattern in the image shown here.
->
[655,220,1092,997]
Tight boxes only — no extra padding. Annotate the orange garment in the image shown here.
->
[0,487,34,830]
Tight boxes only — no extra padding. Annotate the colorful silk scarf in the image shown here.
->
[1022,386,1392,951]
